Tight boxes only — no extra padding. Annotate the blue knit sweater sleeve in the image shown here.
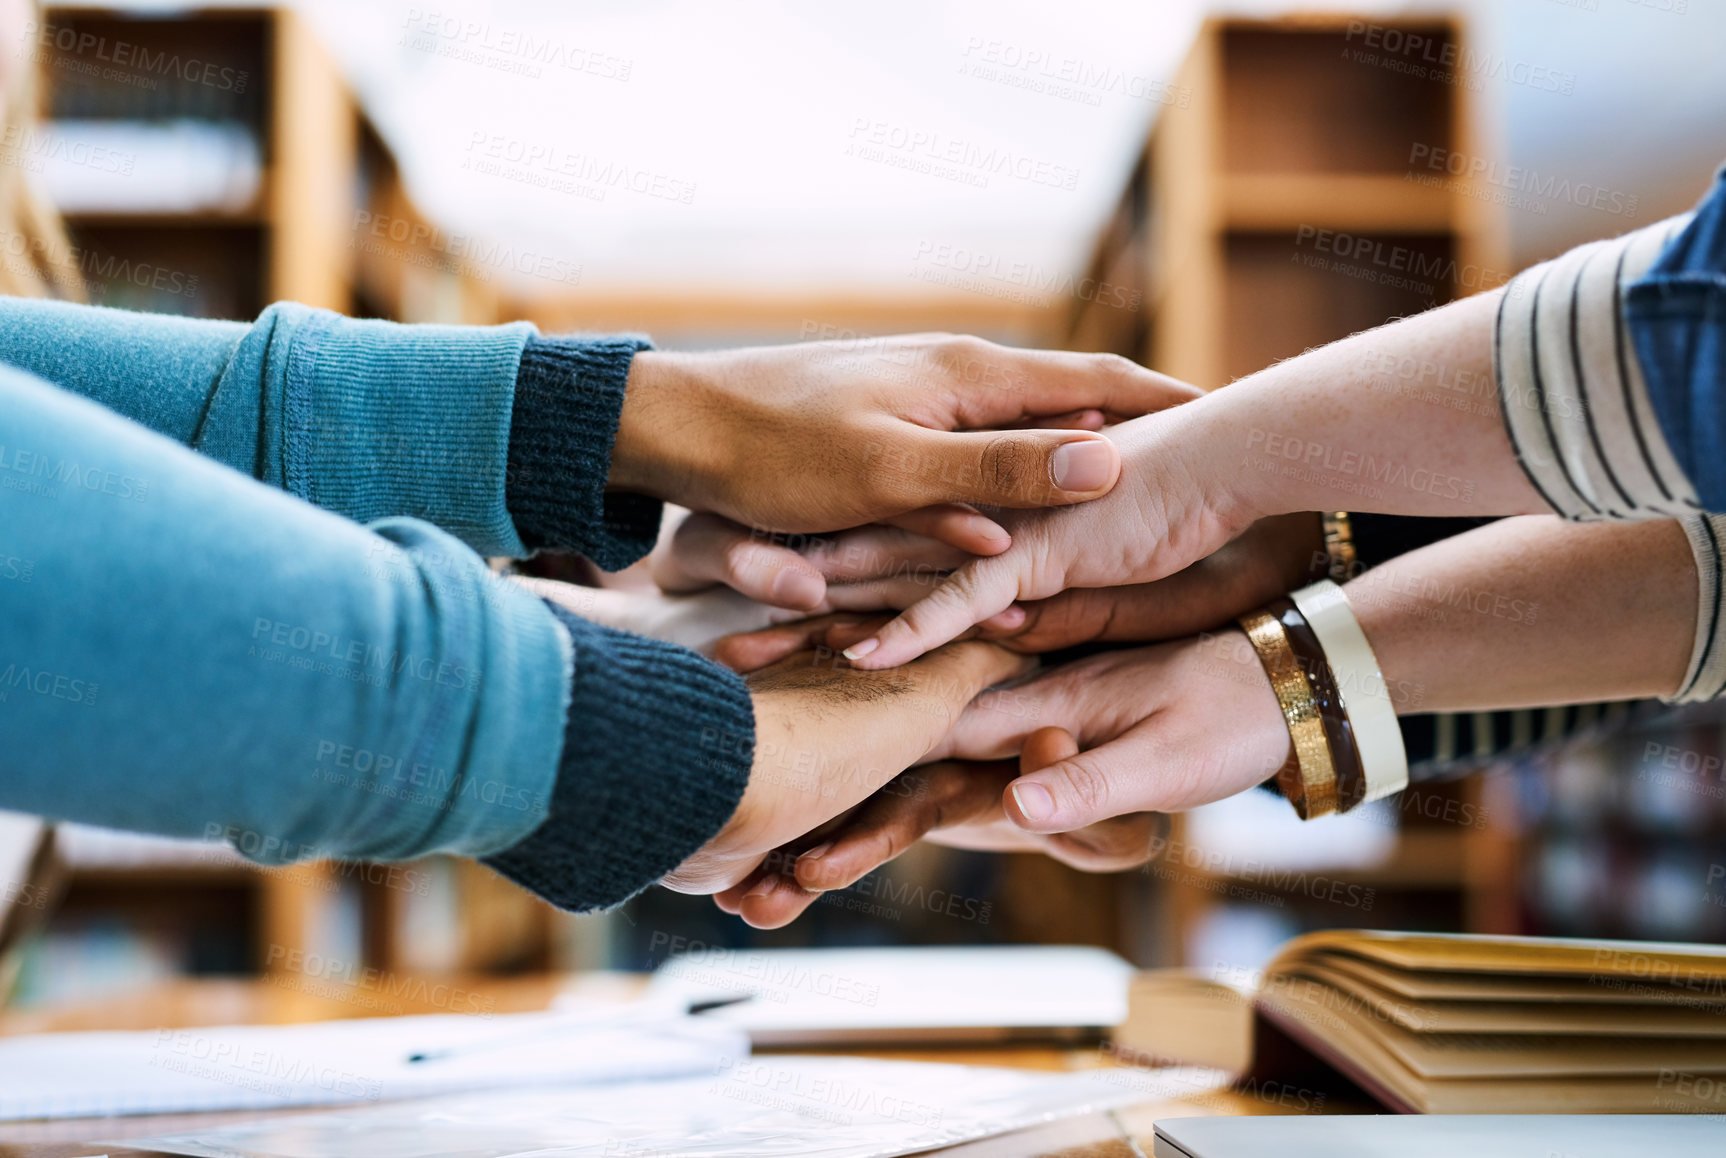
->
[0,298,666,569]
[0,297,752,909]
[485,605,753,910]
[506,335,664,569]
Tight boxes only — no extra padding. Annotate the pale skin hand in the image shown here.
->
[945,514,1698,834]
[663,639,1033,897]
[842,288,1554,669]
[706,513,1327,670]
[607,336,1203,540]
[646,504,980,613]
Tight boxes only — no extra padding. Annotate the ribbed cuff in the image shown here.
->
[507,335,663,569]
[482,603,755,912]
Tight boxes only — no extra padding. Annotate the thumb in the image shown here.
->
[1004,736,1152,833]
[909,429,1121,509]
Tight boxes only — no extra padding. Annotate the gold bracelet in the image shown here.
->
[1322,511,1357,581]
[1238,608,1339,820]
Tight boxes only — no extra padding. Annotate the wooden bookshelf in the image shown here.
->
[1066,14,1517,965]
[43,5,354,317]
[1068,14,1506,389]
[19,7,565,1008]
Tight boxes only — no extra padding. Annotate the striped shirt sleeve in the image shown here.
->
[1671,513,1726,703]
[1494,213,1698,521]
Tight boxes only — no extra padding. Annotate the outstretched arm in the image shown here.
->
[942,514,1699,834]
[845,187,1716,669]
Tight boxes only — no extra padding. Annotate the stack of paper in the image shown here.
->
[118,1056,1198,1158]
[0,1009,745,1120]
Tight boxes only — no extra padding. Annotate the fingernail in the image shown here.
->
[842,638,880,661]
[744,877,779,900]
[1050,439,1113,492]
[1011,781,1055,822]
[997,605,1027,628]
[967,515,1010,545]
[770,567,825,609]
[799,842,833,863]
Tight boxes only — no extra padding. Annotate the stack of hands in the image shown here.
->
[518,275,1703,927]
[512,328,1439,930]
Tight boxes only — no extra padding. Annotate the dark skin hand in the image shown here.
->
[713,726,1167,929]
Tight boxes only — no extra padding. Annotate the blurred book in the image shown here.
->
[1125,929,1726,1114]
[1114,968,1254,1074]
[644,944,1133,1046]
[38,120,262,214]
[0,810,64,1006]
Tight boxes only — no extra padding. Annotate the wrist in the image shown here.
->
[609,351,720,505]
[1199,381,1314,527]
[1127,391,1270,544]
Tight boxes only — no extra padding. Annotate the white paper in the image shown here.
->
[119,1056,1191,1158]
[0,1009,745,1120]
[641,945,1133,1043]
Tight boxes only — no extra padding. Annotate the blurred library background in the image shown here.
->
[9,0,1726,1013]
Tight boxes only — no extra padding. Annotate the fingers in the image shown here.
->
[1020,725,1079,774]
[654,512,828,610]
[730,871,824,929]
[887,428,1121,511]
[791,762,1014,894]
[879,505,1010,556]
[1002,408,1105,432]
[942,345,1204,428]
[801,523,973,582]
[1044,811,1169,874]
[841,555,1023,669]
[979,586,1169,652]
[711,613,884,673]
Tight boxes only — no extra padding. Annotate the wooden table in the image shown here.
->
[0,975,1352,1158]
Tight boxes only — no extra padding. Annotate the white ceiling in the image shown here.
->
[106,0,1726,297]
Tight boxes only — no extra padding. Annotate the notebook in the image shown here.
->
[644,944,1134,1046]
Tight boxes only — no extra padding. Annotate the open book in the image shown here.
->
[1116,930,1726,1114]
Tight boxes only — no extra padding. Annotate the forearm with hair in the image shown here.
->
[1207,289,1550,524]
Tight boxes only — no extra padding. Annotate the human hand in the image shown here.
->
[663,639,1032,896]
[646,505,982,613]
[838,399,1264,668]
[709,727,1168,929]
[940,632,1292,832]
[706,512,1325,666]
[607,336,1202,537]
